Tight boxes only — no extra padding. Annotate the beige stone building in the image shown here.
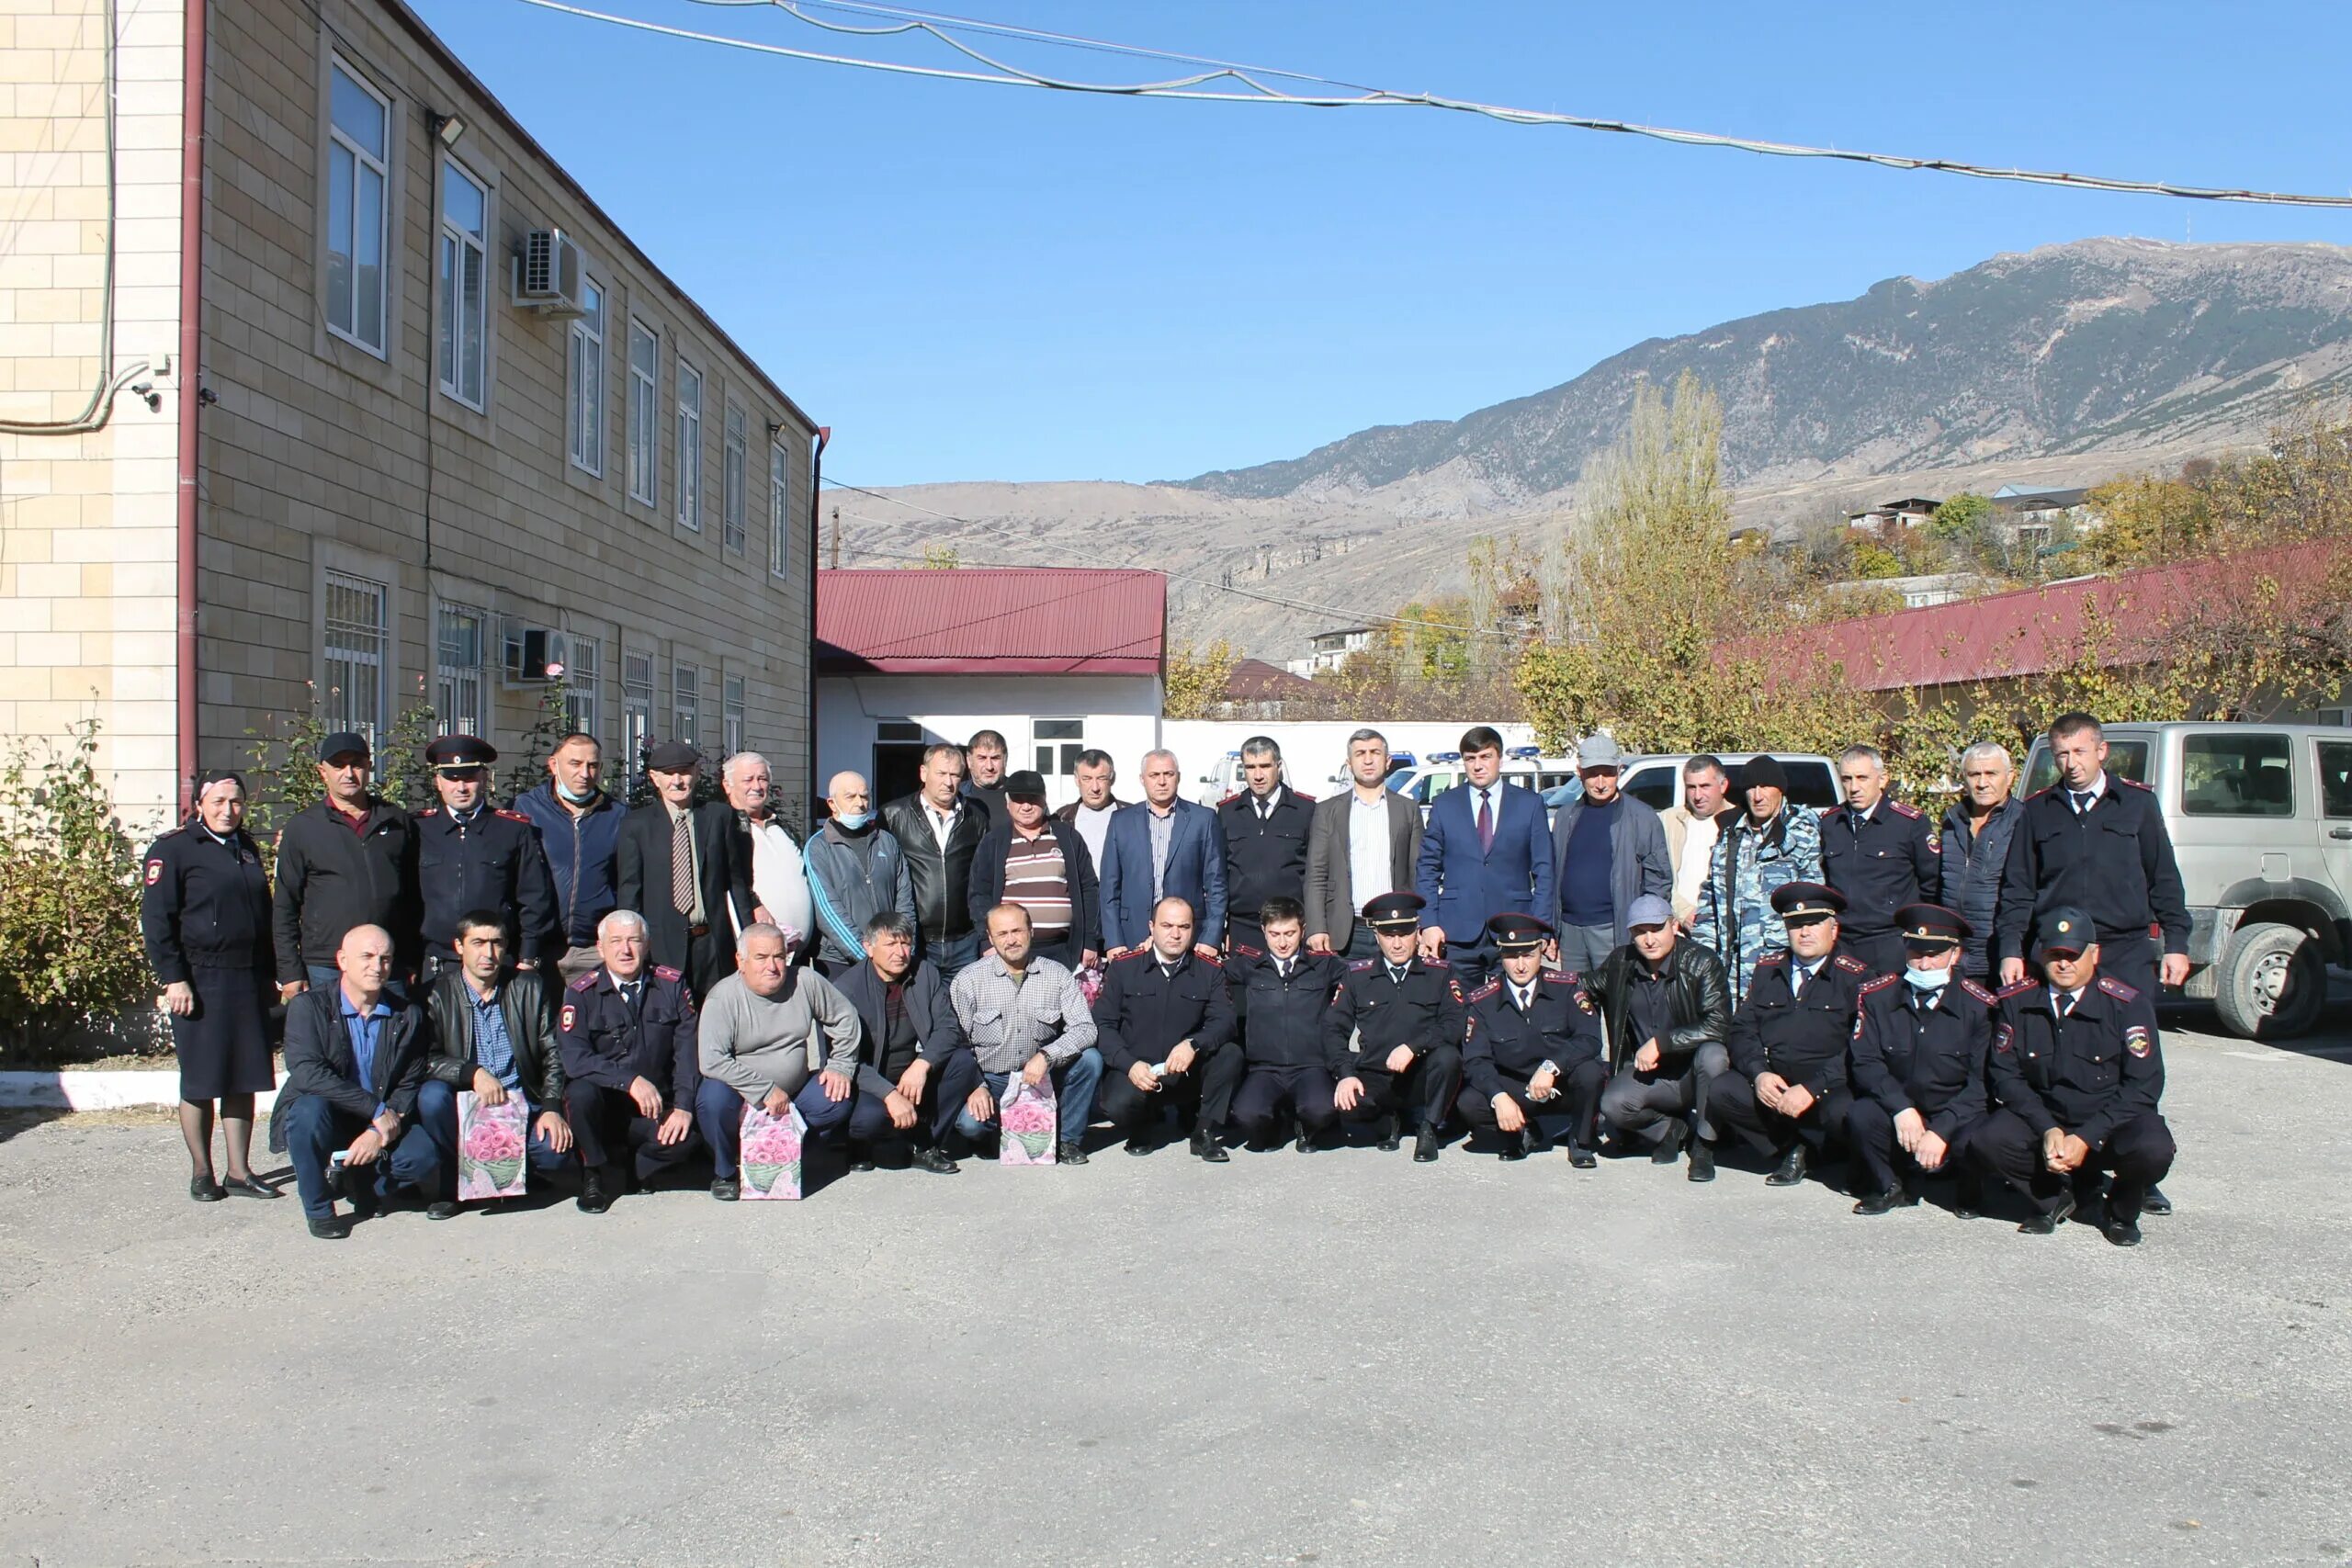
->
[0,0,820,835]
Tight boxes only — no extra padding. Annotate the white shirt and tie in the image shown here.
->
[2068,774,2109,816]
[1348,790,1396,912]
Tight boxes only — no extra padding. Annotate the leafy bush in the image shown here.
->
[0,719,154,1064]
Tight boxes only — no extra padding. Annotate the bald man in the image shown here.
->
[804,770,917,976]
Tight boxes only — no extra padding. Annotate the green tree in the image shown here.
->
[1163,639,1240,719]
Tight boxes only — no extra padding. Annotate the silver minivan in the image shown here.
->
[2021,722,2352,1039]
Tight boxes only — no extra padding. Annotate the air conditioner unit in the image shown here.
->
[512,229,587,316]
[503,626,568,684]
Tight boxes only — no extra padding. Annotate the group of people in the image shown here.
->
[140,710,2183,1246]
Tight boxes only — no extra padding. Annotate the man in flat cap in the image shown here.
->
[1691,753,1823,1006]
[414,734,560,980]
[271,730,421,999]
[1325,891,1466,1162]
[1975,905,2176,1247]
[1706,881,1869,1189]
[1845,902,1997,1216]
[1455,913,1609,1165]
[616,740,756,1003]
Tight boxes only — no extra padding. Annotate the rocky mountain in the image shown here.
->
[834,239,2352,653]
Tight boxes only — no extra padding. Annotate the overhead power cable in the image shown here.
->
[508,0,2352,208]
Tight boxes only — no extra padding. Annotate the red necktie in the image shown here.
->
[1476,789,1495,853]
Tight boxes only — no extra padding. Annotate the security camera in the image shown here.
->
[130,380,161,412]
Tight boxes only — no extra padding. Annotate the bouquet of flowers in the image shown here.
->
[456,1090,529,1201]
[999,1066,1057,1166]
[739,1100,806,1200]
[1077,963,1105,1008]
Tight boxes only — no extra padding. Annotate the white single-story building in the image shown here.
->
[814,568,1167,810]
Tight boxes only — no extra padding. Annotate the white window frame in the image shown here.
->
[1033,717,1085,778]
[626,319,659,506]
[567,278,605,476]
[769,439,792,579]
[564,635,601,745]
[622,646,655,769]
[435,604,488,737]
[675,361,703,530]
[673,663,701,750]
[324,57,391,357]
[435,155,489,409]
[723,673,746,757]
[722,400,748,555]
[322,570,390,743]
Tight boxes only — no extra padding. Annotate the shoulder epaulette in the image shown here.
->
[1816,805,1838,818]
[1468,980,1502,1002]
[1111,948,1150,963]
[1832,953,1868,975]
[1888,800,1924,820]
[1755,952,1789,966]
[1858,974,1899,997]
[414,807,442,818]
[1539,969,1578,985]
[2024,784,2057,801]
[495,807,531,823]
[1959,978,1997,1006]
[652,964,684,983]
[2119,776,2154,791]
[1218,791,1241,806]
[1230,943,1262,959]
[1195,952,1223,968]
[1348,958,1374,972]
[568,972,598,992]
[1994,978,2037,1000]
[2097,974,2141,1002]
[1291,789,1317,804]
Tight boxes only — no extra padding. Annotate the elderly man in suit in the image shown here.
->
[614,740,756,1003]
[1304,728,1421,962]
[1099,749,1227,959]
[1415,726,1555,989]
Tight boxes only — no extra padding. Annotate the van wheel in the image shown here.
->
[2212,921,2325,1040]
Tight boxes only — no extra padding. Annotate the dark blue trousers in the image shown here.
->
[277,1092,442,1220]
[413,1078,576,1198]
[695,1075,898,1179]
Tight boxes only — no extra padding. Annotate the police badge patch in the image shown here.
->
[144,858,164,886]
[560,1004,578,1033]
[2125,1024,2152,1058]
[1994,1022,2015,1055]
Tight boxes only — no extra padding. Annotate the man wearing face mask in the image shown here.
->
[516,732,630,983]
[804,771,916,976]
[1844,903,1997,1217]
[1706,882,1868,1190]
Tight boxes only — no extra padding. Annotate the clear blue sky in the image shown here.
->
[412,0,2352,488]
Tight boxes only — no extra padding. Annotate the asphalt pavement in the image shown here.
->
[3,1005,2349,1567]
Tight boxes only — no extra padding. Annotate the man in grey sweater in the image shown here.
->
[690,923,892,1200]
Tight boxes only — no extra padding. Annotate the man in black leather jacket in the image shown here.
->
[1590,894,1734,1181]
[418,910,577,1213]
[880,744,989,978]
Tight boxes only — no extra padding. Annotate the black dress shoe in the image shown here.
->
[1497,1129,1529,1162]
[2141,1184,2173,1216]
[1953,1176,1984,1220]
[849,1156,877,1173]
[2101,1208,2143,1247]
[1687,1140,1716,1182]
[1651,1122,1687,1165]
[1294,1129,1317,1153]
[1192,1132,1229,1163]
[2018,1191,2077,1235]
[307,1214,350,1240]
[221,1175,278,1200]
[189,1175,225,1202]
[1765,1145,1808,1187]
[1125,1135,1153,1156]
[1056,1142,1089,1166]
[708,1178,740,1202]
[1413,1127,1441,1163]
[577,1169,614,1213]
[910,1146,960,1175]
[1853,1188,1903,1216]
[1566,1145,1597,1169]
[1376,1113,1403,1152]
[425,1200,460,1221]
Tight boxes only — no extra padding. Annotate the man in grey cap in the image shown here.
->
[1590,892,1735,1180]
[1548,734,1672,976]
[615,740,755,1002]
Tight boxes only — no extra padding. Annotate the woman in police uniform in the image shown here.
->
[139,770,281,1201]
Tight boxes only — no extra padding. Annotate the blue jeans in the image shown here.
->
[413,1077,575,1198]
[277,1092,443,1220]
[695,1074,899,1179]
[924,930,982,980]
[954,1047,1103,1144]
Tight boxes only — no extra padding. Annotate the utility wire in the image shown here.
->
[510,0,2352,208]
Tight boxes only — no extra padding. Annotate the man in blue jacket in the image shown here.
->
[514,730,628,983]
[1098,749,1227,958]
[1415,727,1555,987]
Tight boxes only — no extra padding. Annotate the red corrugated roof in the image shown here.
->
[1752,540,2346,692]
[1225,658,1319,700]
[816,569,1167,676]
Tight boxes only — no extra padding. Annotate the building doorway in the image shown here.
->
[872,718,927,805]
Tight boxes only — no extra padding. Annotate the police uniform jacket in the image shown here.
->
[1987,974,2164,1150]
[414,805,560,962]
[1463,970,1603,1101]
[557,965,700,1112]
[141,820,272,981]
[1818,799,1940,941]
[1995,773,2189,959]
[1225,947,1343,1069]
[1091,948,1237,1072]
[424,966,565,1107]
[1724,951,1870,1094]
[1323,957,1466,1079]
[1849,972,1995,1138]
[1218,785,1314,921]
[270,797,420,982]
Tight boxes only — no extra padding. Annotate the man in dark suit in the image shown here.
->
[614,740,755,1003]
[1415,726,1555,988]
[830,910,981,1172]
[1099,748,1227,957]
[1303,728,1421,962]
[1216,735,1314,956]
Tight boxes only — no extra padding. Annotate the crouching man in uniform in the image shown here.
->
[1325,892,1465,1163]
[1845,903,1996,1217]
[1706,883,1869,1190]
[1454,914,1608,1165]
[556,910,700,1213]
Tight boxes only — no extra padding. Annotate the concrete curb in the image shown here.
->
[0,1070,287,1111]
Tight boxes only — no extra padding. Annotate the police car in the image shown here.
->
[1390,747,1578,819]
